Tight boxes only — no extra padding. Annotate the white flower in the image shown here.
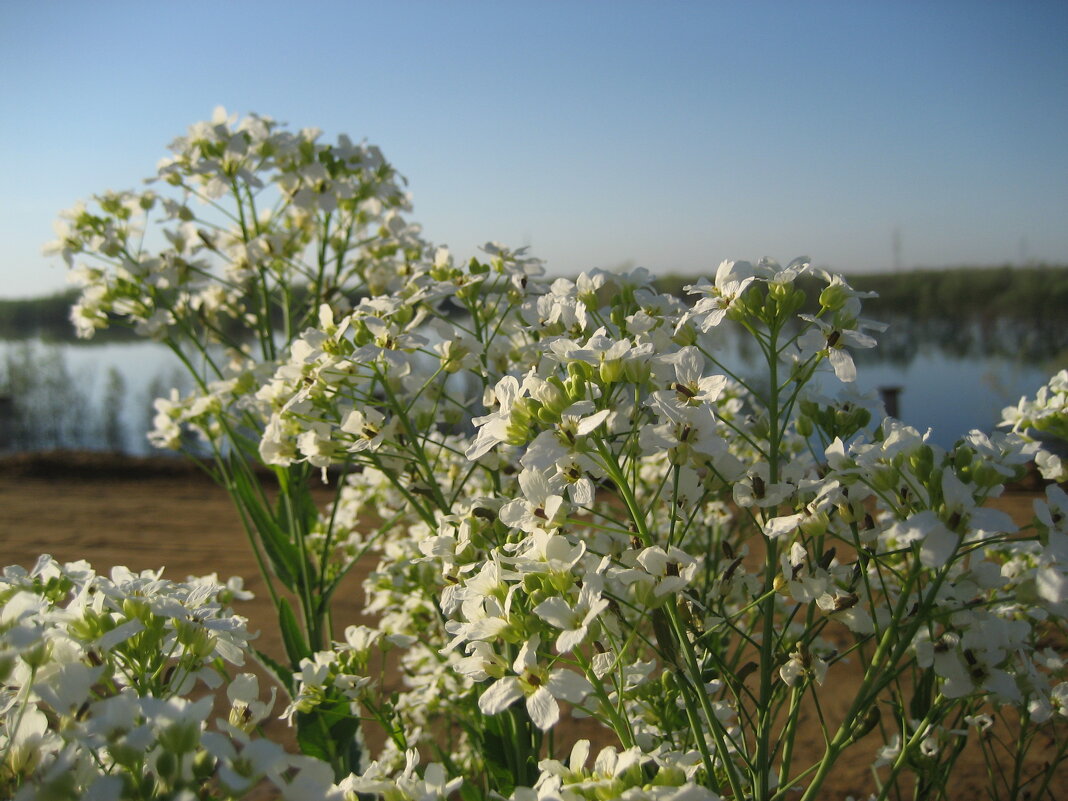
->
[226,673,276,732]
[478,634,592,730]
[467,375,529,460]
[778,647,828,687]
[797,314,884,383]
[533,575,610,653]
[680,260,757,331]
[499,468,569,534]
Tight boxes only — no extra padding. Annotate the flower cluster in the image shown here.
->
[1002,368,1068,481]
[0,555,346,800]
[42,110,1068,800]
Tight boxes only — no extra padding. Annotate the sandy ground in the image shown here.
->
[0,452,1063,799]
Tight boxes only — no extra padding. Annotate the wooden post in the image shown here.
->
[879,386,902,419]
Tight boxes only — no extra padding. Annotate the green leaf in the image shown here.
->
[296,700,364,779]
[911,667,936,723]
[252,647,295,696]
[277,597,310,666]
[296,709,335,765]
[230,464,302,589]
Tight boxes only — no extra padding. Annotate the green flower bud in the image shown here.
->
[456,282,479,304]
[624,357,651,384]
[549,571,574,595]
[673,322,697,347]
[781,287,808,317]
[155,750,178,781]
[652,765,686,786]
[660,666,678,693]
[908,446,934,481]
[506,413,534,446]
[542,377,572,417]
[763,294,780,322]
[953,446,973,471]
[819,283,851,311]
[122,597,150,622]
[599,358,624,385]
[869,467,900,493]
[509,397,534,426]
[565,372,587,400]
[159,720,200,755]
[800,510,830,538]
[176,621,215,659]
[535,405,560,426]
[21,639,52,669]
[565,359,588,383]
[392,304,414,327]
[769,280,793,302]
[971,463,1004,488]
[193,749,216,781]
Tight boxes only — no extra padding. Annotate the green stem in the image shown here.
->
[278,466,320,649]
[755,319,783,801]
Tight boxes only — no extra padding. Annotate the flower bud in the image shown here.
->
[953,446,973,472]
[567,360,591,384]
[535,404,560,426]
[908,446,934,481]
[21,640,52,669]
[769,280,793,302]
[159,720,200,755]
[541,377,572,417]
[624,357,651,385]
[176,621,215,659]
[971,463,1004,489]
[673,322,697,347]
[800,511,830,538]
[599,358,624,385]
[122,597,150,622]
[781,287,808,318]
[819,283,851,311]
[155,750,178,782]
[869,467,899,493]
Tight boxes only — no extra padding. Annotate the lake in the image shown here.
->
[0,328,1058,455]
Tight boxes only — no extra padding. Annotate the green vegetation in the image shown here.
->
[654,263,1068,319]
[656,264,1068,364]
[3,264,1067,359]
[843,263,1068,323]
[0,289,137,342]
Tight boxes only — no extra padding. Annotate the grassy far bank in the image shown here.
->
[658,263,1068,365]
[654,263,1068,321]
[0,289,137,343]
[2,264,1067,343]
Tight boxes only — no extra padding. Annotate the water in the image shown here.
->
[849,349,1048,447]
[0,332,1058,455]
[0,339,186,455]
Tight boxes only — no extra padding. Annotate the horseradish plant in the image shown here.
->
[18,108,1067,800]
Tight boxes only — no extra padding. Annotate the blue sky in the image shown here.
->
[2,0,1067,298]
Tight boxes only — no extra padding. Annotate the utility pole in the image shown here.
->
[892,226,902,272]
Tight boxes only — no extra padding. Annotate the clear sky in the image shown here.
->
[2,0,1067,298]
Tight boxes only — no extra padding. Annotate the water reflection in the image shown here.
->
[0,313,1063,454]
[860,315,1067,366]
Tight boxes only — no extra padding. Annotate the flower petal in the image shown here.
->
[478,677,522,716]
[525,685,559,730]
